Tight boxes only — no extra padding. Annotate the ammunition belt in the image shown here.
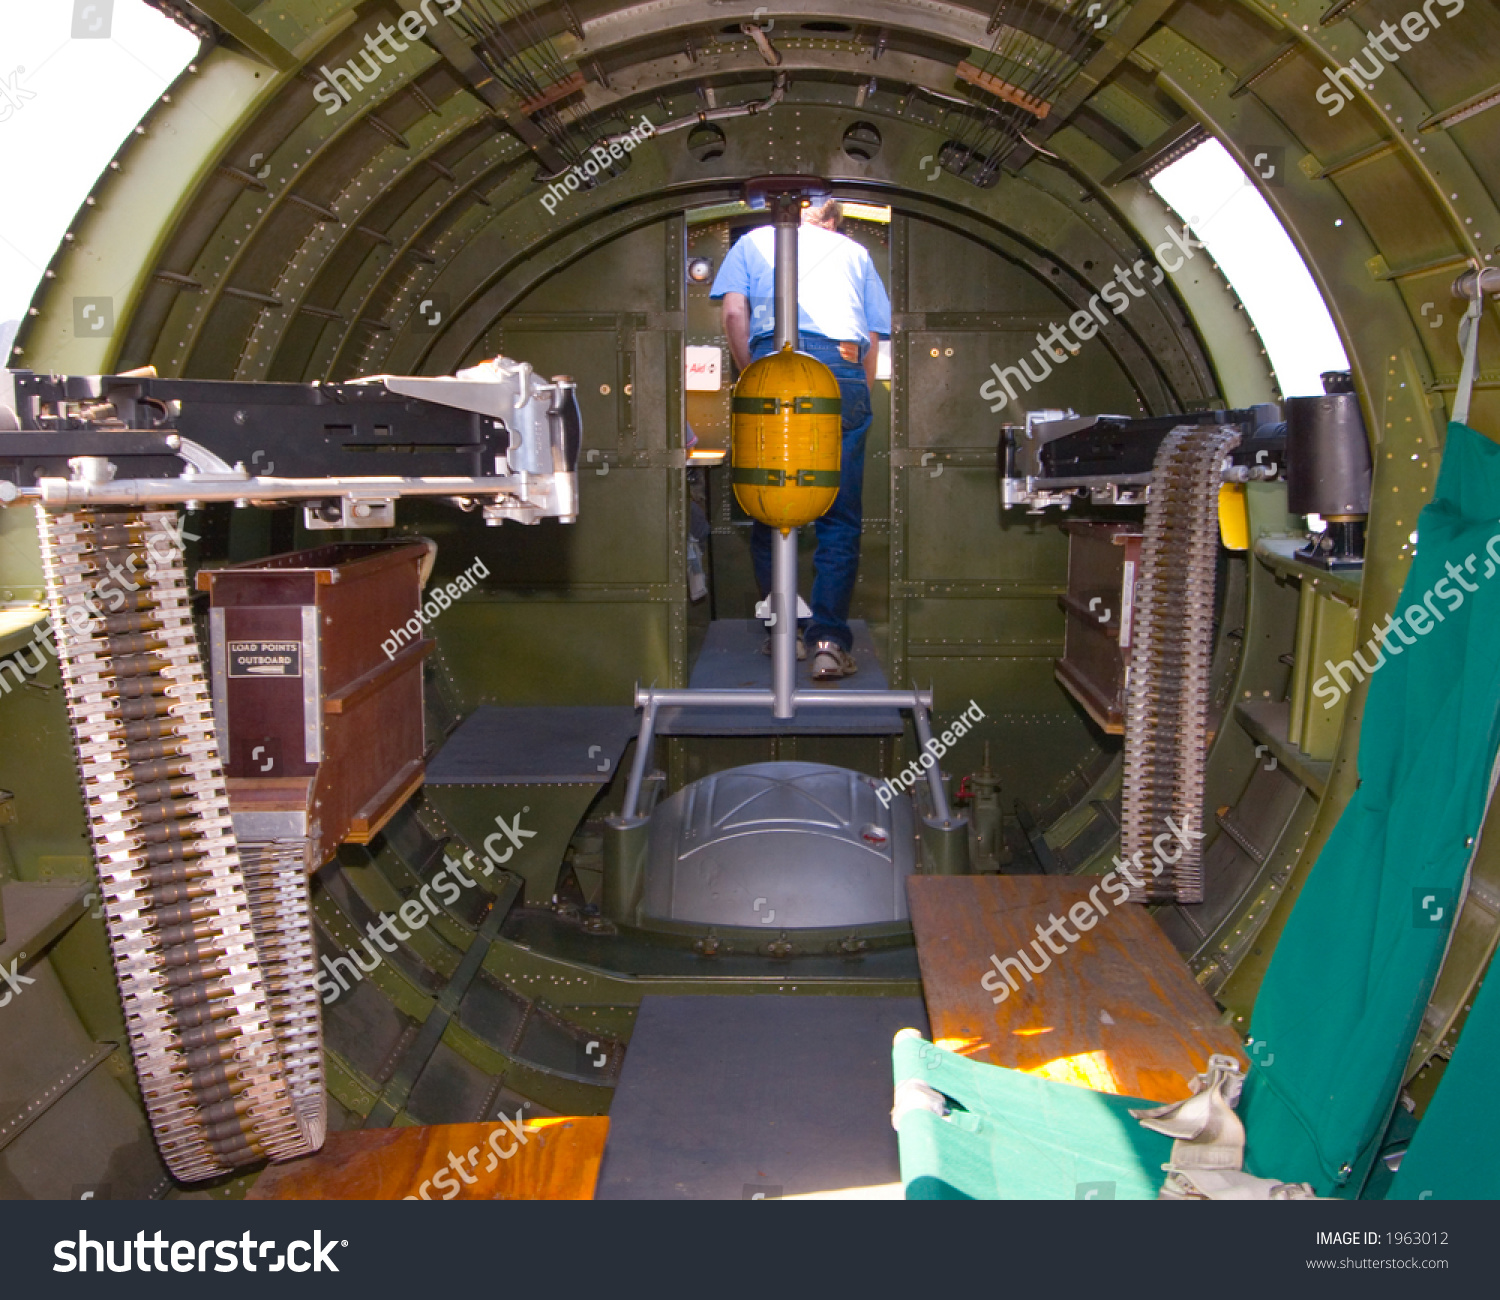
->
[1121,426,1242,904]
[37,507,324,1182]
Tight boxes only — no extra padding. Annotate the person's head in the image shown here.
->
[801,197,842,231]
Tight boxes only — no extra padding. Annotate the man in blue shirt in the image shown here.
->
[710,199,891,680]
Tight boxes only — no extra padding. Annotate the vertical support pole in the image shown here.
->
[771,526,797,719]
[773,210,798,350]
[769,188,802,719]
[911,695,953,824]
[602,816,650,924]
[912,694,969,874]
[621,697,659,821]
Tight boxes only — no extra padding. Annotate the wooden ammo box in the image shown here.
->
[198,540,434,869]
[1054,521,1142,735]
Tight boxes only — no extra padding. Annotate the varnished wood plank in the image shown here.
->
[346,758,427,842]
[907,876,1247,1104]
[246,1118,609,1201]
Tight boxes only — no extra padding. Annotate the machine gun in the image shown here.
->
[1000,405,1285,512]
[0,359,580,527]
[0,358,579,1184]
[999,386,1373,905]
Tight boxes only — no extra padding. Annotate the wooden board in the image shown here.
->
[955,60,1051,118]
[907,876,1247,1104]
[246,1118,609,1201]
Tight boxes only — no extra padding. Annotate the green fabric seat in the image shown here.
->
[892,1034,1169,1200]
[1387,934,1500,1199]
[1242,421,1500,1194]
[896,421,1500,1200]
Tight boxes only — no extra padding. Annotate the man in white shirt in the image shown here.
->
[710,199,891,679]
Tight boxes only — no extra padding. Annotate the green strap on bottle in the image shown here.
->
[731,467,841,488]
[731,395,842,415]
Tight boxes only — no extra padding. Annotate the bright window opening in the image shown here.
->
[0,1,198,349]
[1150,139,1350,398]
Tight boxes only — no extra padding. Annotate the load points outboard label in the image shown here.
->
[227,640,303,678]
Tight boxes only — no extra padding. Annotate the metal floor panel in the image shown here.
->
[318,935,420,1087]
[426,705,642,784]
[657,619,903,736]
[0,961,168,1200]
[404,1041,505,1126]
[595,994,927,1199]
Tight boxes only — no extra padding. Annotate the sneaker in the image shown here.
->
[810,641,858,680]
[761,636,807,660]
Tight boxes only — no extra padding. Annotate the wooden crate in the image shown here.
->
[199,541,433,869]
[1054,521,1142,735]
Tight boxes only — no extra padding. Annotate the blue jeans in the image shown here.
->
[748,333,873,653]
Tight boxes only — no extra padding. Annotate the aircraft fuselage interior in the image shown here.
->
[2,0,1499,1224]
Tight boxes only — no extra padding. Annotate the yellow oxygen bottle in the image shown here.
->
[730,343,842,530]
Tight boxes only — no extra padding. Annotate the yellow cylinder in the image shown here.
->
[730,343,842,530]
[1218,482,1250,551]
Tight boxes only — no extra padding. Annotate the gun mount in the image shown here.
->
[0,359,581,528]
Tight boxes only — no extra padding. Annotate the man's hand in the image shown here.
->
[722,293,752,373]
[864,334,882,387]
